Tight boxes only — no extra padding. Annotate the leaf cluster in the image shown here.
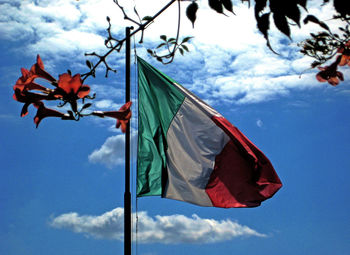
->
[299,15,350,68]
[79,0,350,86]
[185,0,235,28]
[147,35,193,64]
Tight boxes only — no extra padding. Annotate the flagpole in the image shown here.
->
[124,26,132,255]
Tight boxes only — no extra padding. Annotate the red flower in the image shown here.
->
[33,101,65,128]
[339,55,350,66]
[13,68,48,93]
[13,89,50,117]
[316,57,344,86]
[338,40,350,66]
[28,55,56,83]
[15,55,56,86]
[12,55,55,114]
[116,101,132,133]
[92,101,132,133]
[55,73,90,99]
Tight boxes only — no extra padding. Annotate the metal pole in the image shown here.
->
[124,26,131,255]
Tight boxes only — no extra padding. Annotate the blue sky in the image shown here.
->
[1,0,350,255]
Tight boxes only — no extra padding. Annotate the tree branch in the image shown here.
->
[81,0,178,82]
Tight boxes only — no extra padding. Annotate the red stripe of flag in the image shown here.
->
[205,116,282,208]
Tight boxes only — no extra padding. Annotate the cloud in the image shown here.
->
[0,0,121,58]
[88,134,125,168]
[27,29,105,56]
[90,84,124,100]
[94,99,119,110]
[212,73,317,104]
[1,0,347,106]
[88,131,137,168]
[0,114,17,120]
[50,207,266,244]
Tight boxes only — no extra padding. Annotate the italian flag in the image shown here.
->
[137,57,282,208]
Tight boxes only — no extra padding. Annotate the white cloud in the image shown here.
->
[94,99,119,109]
[28,30,105,55]
[0,114,17,120]
[88,134,125,168]
[0,0,121,58]
[1,0,347,106]
[88,131,137,168]
[90,84,124,100]
[50,207,266,244]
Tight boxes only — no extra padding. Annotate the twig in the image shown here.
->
[81,0,177,82]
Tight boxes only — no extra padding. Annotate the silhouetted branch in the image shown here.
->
[81,0,178,83]
[113,0,141,26]
[149,0,182,64]
[80,0,350,85]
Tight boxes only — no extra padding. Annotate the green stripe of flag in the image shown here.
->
[137,57,185,197]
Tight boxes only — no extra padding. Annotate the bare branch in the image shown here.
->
[113,0,141,26]
[81,0,177,83]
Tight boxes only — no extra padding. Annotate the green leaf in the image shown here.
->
[147,49,154,56]
[182,36,193,43]
[311,61,321,68]
[134,6,139,17]
[257,12,270,39]
[303,15,329,31]
[285,3,301,27]
[255,0,267,17]
[81,103,92,111]
[86,60,92,69]
[142,16,153,21]
[273,13,290,38]
[208,0,223,14]
[303,15,319,25]
[334,0,350,18]
[222,0,234,13]
[181,44,189,52]
[319,22,329,31]
[297,0,307,10]
[168,38,176,42]
[318,32,330,37]
[160,35,167,41]
[156,43,166,49]
[179,48,184,55]
[186,1,199,28]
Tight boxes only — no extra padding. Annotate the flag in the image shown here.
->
[137,57,282,208]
